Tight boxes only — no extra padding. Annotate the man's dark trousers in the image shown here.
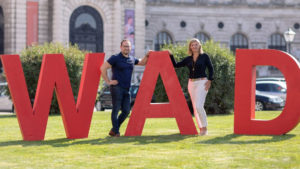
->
[110,85,131,134]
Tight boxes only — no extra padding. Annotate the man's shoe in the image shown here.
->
[109,129,116,137]
[109,129,120,137]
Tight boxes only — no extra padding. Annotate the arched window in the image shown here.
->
[230,33,248,52]
[194,32,210,44]
[0,7,4,73]
[268,33,286,51]
[69,6,103,52]
[155,31,173,51]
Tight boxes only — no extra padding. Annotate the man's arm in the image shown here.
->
[100,61,118,85]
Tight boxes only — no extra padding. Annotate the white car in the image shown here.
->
[256,81,286,101]
[256,77,285,82]
[0,82,14,113]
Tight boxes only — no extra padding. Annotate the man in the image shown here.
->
[100,39,149,137]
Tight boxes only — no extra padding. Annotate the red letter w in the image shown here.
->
[1,53,104,141]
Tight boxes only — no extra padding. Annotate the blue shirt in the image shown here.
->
[107,52,139,88]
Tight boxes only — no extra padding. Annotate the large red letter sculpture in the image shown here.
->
[125,51,198,136]
[234,49,300,135]
[1,53,104,140]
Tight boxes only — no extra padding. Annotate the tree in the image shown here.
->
[4,43,86,114]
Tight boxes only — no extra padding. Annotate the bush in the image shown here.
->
[156,40,235,114]
[5,43,86,114]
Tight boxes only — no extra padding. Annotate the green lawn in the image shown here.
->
[0,111,299,169]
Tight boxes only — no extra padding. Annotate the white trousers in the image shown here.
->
[188,79,208,128]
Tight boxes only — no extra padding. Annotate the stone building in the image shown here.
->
[0,0,146,83]
[0,0,300,80]
[145,0,300,77]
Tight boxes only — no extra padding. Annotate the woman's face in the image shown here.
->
[190,41,200,54]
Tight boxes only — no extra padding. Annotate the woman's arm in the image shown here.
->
[169,54,187,68]
[206,54,214,81]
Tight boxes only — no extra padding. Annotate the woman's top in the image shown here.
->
[170,53,214,80]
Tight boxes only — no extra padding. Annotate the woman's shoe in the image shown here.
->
[199,128,208,136]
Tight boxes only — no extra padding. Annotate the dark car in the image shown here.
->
[95,85,112,111]
[95,85,154,111]
[255,90,284,111]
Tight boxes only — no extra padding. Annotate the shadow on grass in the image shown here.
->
[0,133,196,147]
[0,114,62,119]
[0,114,16,118]
[198,133,296,144]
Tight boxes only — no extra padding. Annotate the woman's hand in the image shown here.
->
[205,80,211,91]
[165,49,172,55]
[109,80,118,85]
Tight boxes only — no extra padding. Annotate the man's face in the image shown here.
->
[121,41,131,56]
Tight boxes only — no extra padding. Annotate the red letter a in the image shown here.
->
[234,49,300,135]
[125,51,198,136]
[1,53,104,140]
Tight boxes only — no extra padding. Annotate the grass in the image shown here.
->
[0,111,299,169]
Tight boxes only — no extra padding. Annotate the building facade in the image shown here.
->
[0,0,300,80]
[145,0,300,77]
[0,0,146,82]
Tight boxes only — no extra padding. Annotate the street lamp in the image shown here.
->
[284,28,296,53]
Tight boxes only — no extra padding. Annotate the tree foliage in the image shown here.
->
[5,43,86,114]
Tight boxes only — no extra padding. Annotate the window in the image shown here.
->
[194,32,210,44]
[256,84,269,92]
[180,21,186,28]
[155,31,173,51]
[256,22,262,30]
[69,6,103,52]
[294,23,300,30]
[145,20,149,27]
[257,83,284,93]
[269,84,283,92]
[218,22,224,29]
[171,0,195,2]
[230,33,248,52]
[268,33,286,51]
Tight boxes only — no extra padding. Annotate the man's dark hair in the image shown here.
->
[120,39,131,46]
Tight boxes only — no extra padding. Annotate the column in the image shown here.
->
[52,0,64,43]
[134,0,146,58]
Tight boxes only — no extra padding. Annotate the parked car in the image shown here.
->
[0,82,14,112]
[255,90,284,111]
[256,77,285,82]
[256,81,286,101]
[95,84,155,111]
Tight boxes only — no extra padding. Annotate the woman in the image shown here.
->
[169,38,214,135]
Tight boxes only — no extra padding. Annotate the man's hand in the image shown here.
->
[137,51,152,66]
[100,61,113,85]
[109,80,118,85]
[146,50,153,58]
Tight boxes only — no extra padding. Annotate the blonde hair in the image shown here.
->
[188,38,204,56]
